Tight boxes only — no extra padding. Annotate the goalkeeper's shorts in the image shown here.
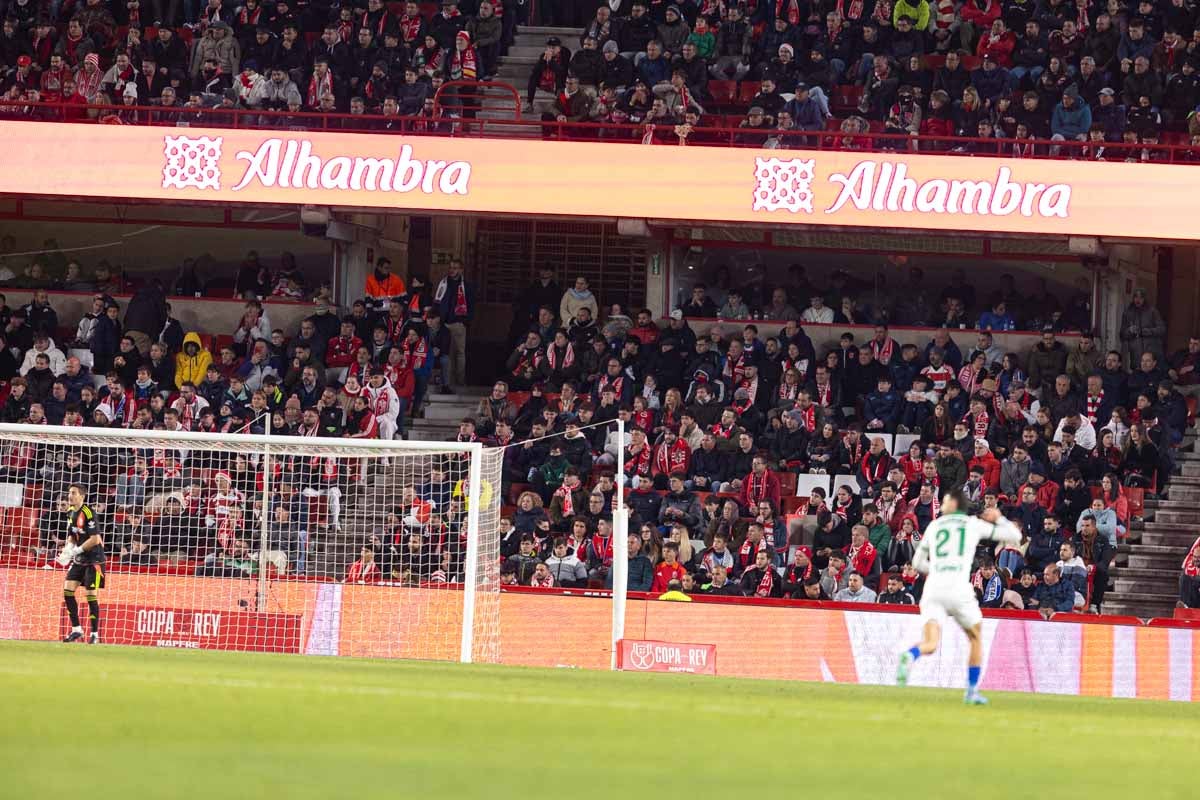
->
[66,563,105,591]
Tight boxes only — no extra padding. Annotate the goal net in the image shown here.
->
[0,423,502,663]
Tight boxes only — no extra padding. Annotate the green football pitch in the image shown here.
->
[2,640,1199,800]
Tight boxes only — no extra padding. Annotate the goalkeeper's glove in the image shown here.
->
[55,543,79,567]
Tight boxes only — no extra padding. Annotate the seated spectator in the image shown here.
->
[833,570,877,603]
[1179,537,1200,609]
[1027,563,1075,618]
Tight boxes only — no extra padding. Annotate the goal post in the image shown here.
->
[0,423,501,663]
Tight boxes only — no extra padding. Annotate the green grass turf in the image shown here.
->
[2,640,1199,800]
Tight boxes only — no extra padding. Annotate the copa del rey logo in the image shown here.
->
[161,134,471,195]
[753,157,1072,219]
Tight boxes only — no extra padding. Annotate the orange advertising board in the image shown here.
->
[0,121,1193,240]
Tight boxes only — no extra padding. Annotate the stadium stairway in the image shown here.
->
[478,26,585,137]
[300,386,491,578]
[1104,421,1200,619]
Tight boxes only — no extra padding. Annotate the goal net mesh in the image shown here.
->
[0,425,501,663]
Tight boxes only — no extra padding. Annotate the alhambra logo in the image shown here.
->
[160,135,472,196]
[752,156,1072,219]
[163,135,223,190]
[753,157,815,213]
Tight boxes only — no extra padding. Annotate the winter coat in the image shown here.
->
[175,332,214,389]
[1119,302,1167,364]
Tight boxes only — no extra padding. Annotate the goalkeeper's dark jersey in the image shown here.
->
[68,504,104,565]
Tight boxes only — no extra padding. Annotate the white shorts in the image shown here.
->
[918,584,982,630]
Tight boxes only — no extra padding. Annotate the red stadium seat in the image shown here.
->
[708,80,738,107]
[737,81,762,105]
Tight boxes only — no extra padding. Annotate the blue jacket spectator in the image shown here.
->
[970,60,1010,104]
[1031,568,1076,612]
[977,307,1016,331]
[786,90,826,131]
[1051,88,1092,139]
[1092,93,1126,140]
[864,386,900,429]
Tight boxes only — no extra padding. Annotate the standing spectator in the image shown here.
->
[365,256,406,310]
[434,258,474,390]
[1119,288,1167,365]
[123,281,168,356]
[560,276,599,326]
[90,302,122,375]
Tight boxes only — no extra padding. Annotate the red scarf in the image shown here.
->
[861,452,890,484]
[843,436,865,466]
[399,13,422,43]
[307,70,333,107]
[598,374,625,399]
[710,422,736,440]
[833,496,854,521]
[796,403,816,431]
[775,0,800,23]
[815,381,832,407]
[738,377,759,405]
[632,409,654,433]
[777,382,799,403]
[846,540,877,576]
[546,342,575,370]
[590,533,613,566]
[371,383,393,418]
[723,352,746,384]
[1086,391,1104,423]
[511,347,543,378]
[746,470,772,504]
[554,484,577,517]
[454,281,468,317]
[870,337,895,365]
[754,567,777,597]
[786,547,814,582]
[968,409,989,440]
[402,337,428,370]
[654,439,690,474]
[835,0,865,21]
[738,537,766,569]
[361,8,392,36]
[626,444,651,476]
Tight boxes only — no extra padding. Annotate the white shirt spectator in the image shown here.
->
[1053,415,1097,451]
[801,304,834,324]
[20,337,66,376]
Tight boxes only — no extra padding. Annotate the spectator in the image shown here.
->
[1028,563,1075,617]
[1119,288,1167,365]
[434,258,473,389]
[1179,537,1200,609]
[560,276,600,327]
[123,281,169,356]
[175,333,214,390]
[90,302,122,375]
[833,570,878,602]
[878,572,916,604]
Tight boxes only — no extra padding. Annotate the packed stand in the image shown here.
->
[0,248,483,584]
[1,0,1199,158]
[490,267,1194,616]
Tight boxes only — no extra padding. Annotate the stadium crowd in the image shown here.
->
[0,244,1195,610]
[1,0,1200,157]
[486,264,1197,614]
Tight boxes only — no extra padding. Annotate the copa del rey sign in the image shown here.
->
[617,639,718,675]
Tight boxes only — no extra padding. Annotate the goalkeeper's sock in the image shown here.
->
[87,599,100,635]
[906,646,922,662]
[64,592,80,629]
[967,665,981,692]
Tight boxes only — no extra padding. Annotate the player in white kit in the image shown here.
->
[895,489,1021,705]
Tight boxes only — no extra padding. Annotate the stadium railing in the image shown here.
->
[4,98,1200,164]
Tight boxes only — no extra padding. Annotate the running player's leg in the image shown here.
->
[897,618,941,686]
[950,599,987,704]
[63,573,82,642]
[963,622,985,703]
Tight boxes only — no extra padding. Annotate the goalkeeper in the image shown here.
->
[59,483,104,644]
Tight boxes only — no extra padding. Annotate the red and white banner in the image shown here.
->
[617,639,717,675]
[60,603,302,653]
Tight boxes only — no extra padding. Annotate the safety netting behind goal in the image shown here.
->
[0,424,501,663]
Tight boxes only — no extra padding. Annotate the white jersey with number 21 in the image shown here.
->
[913,512,1021,588]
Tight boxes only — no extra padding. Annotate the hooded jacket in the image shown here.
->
[175,332,214,389]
